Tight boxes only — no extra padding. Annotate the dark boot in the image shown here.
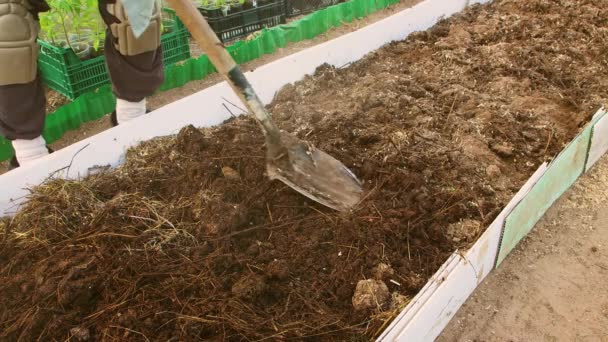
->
[8,155,19,171]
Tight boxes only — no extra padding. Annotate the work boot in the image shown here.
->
[8,155,19,170]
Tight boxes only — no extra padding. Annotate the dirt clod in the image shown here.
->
[372,263,395,280]
[69,327,90,341]
[390,292,410,310]
[265,259,289,280]
[486,165,502,179]
[231,274,267,300]
[491,143,514,157]
[221,166,241,180]
[447,219,482,243]
[352,279,391,311]
[176,124,208,154]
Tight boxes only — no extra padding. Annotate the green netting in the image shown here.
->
[0,0,401,162]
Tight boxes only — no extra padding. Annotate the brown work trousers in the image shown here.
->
[0,16,164,141]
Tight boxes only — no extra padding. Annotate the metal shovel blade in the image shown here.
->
[166,0,362,211]
[266,132,363,212]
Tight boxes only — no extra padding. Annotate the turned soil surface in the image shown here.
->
[2,0,607,340]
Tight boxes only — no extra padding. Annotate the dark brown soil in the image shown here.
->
[2,0,607,340]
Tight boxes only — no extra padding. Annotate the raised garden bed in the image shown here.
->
[198,0,286,42]
[2,0,608,340]
[38,8,191,100]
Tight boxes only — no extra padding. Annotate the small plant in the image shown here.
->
[199,0,225,18]
[200,0,223,9]
[200,0,225,8]
[39,0,105,59]
[78,0,104,51]
[39,0,180,59]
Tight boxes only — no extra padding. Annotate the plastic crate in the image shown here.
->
[199,0,286,42]
[38,8,191,100]
[285,0,341,17]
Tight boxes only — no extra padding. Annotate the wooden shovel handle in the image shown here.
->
[165,0,281,138]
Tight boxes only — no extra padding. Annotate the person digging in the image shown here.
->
[0,0,164,170]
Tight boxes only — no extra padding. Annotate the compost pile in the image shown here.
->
[2,0,607,340]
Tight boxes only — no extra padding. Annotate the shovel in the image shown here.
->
[166,0,363,212]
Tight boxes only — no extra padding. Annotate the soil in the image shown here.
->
[1,0,608,341]
[46,87,71,113]
[438,155,608,341]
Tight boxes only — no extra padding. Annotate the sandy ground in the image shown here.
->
[439,155,608,342]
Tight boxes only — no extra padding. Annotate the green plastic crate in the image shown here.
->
[38,8,190,100]
[198,0,286,43]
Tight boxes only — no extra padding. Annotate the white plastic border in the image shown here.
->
[4,1,607,341]
[586,109,608,171]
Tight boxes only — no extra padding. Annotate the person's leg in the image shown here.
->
[0,0,51,167]
[99,0,164,126]
[0,79,48,167]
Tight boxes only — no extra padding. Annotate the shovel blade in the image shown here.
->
[266,132,363,212]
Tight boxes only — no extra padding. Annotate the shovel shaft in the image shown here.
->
[167,0,363,213]
[166,0,281,139]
